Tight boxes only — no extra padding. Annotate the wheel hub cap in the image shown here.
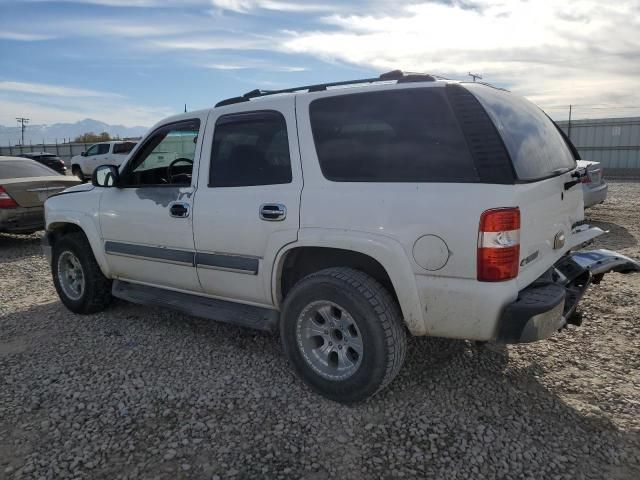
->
[295,300,363,381]
[57,251,85,301]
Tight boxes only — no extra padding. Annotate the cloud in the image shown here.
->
[207,61,306,72]
[0,81,124,99]
[0,81,171,127]
[209,0,335,13]
[0,32,56,41]
[279,0,640,117]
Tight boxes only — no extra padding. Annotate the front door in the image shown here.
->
[193,104,303,306]
[99,116,206,293]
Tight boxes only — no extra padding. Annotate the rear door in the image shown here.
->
[193,101,302,306]
[465,84,587,287]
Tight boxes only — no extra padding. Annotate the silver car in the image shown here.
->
[577,160,608,208]
[0,156,80,234]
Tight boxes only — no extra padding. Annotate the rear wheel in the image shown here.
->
[52,232,112,313]
[281,267,406,403]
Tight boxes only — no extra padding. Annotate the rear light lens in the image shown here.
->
[0,186,18,208]
[581,170,592,184]
[477,207,520,282]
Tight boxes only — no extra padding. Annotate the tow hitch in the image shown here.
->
[497,249,640,343]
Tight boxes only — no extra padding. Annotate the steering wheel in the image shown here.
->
[167,158,193,184]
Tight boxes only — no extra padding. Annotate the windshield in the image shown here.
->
[0,160,59,179]
[465,83,576,181]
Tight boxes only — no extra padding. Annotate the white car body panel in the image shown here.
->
[45,80,603,341]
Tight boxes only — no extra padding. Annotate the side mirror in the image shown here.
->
[81,151,87,157]
[92,164,119,188]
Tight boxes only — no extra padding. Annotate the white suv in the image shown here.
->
[43,71,639,403]
[70,140,137,181]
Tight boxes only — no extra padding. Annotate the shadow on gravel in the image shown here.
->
[0,231,43,263]
[2,299,637,478]
[584,220,637,251]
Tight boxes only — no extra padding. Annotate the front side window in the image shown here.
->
[85,145,99,156]
[309,88,478,182]
[210,111,292,187]
[123,120,200,187]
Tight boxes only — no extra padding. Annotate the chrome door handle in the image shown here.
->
[169,201,190,218]
[260,203,286,221]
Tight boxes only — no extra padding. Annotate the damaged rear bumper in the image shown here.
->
[497,249,640,343]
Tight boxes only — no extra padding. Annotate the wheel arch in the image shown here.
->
[46,216,111,277]
[271,231,426,335]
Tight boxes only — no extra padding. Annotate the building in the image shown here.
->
[556,117,640,176]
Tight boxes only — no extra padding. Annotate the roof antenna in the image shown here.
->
[468,72,482,82]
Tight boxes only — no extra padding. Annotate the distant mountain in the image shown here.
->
[0,119,148,145]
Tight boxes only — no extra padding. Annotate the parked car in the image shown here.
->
[42,71,640,403]
[577,160,608,208]
[0,156,80,234]
[19,151,67,175]
[70,141,137,181]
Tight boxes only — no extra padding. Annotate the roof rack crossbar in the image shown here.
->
[214,70,436,108]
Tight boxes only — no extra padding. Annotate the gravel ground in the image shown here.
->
[1,181,639,480]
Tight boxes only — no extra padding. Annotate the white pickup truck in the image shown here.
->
[43,71,639,403]
[70,141,136,181]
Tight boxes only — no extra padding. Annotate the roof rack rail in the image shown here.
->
[214,70,437,107]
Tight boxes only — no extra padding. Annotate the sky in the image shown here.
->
[1,0,639,129]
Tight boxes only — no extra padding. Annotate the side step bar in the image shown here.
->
[112,280,279,332]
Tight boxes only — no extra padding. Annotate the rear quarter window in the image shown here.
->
[309,88,479,182]
[465,84,576,181]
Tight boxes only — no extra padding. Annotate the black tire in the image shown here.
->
[281,267,406,403]
[52,232,113,314]
[71,165,85,182]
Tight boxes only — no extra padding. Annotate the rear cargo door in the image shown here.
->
[465,84,587,287]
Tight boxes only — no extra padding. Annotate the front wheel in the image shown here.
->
[281,267,406,403]
[52,232,113,313]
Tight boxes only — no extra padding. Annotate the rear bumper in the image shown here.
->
[583,182,608,208]
[0,207,44,233]
[496,249,639,343]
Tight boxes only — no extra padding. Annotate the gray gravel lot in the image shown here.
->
[1,182,640,480]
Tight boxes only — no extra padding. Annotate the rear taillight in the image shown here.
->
[0,186,18,208]
[477,207,520,282]
[581,171,592,184]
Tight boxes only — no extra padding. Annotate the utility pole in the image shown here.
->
[567,105,572,140]
[184,104,187,113]
[468,72,482,82]
[16,117,29,145]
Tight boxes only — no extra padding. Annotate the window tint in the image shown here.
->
[210,111,292,187]
[0,160,58,179]
[465,84,576,181]
[113,141,137,154]
[97,144,110,155]
[310,88,478,182]
[85,145,99,156]
[124,120,200,186]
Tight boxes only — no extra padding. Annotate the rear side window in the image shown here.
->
[465,84,576,181]
[210,111,292,187]
[309,88,478,182]
[0,160,58,179]
[97,144,110,155]
[113,142,137,154]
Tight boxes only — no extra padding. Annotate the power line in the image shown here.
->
[16,117,29,145]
